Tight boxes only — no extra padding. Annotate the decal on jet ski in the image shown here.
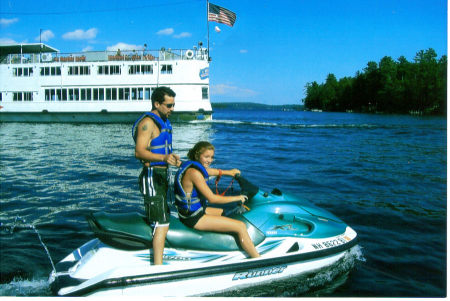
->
[163,255,191,261]
[311,236,349,250]
[272,224,295,231]
[257,240,283,255]
[232,265,287,281]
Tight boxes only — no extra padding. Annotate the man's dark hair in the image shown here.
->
[151,86,176,109]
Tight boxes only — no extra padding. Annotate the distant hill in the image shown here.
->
[211,102,304,111]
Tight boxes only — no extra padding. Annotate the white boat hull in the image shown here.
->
[0,110,212,123]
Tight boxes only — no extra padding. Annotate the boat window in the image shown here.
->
[131,88,137,100]
[51,89,56,101]
[129,64,153,75]
[24,92,33,101]
[40,67,60,76]
[145,88,151,100]
[111,65,121,75]
[98,65,121,75]
[13,92,23,101]
[129,65,139,74]
[69,89,75,101]
[81,89,87,101]
[202,87,209,99]
[142,65,153,74]
[161,64,172,74]
[99,88,104,100]
[106,88,117,100]
[81,66,90,75]
[138,88,144,100]
[93,88,99,101]
[124,88,130,100]
[13,67,33,77]
[69,66,78,75]
[69,66,90,76]
[106,88,112,100]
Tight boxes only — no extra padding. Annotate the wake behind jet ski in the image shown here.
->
[49,175,359,296]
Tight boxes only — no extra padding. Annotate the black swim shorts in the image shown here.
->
[178,208,205,228]
[139,167,170,226]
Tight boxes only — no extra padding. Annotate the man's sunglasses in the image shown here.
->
[163,103,175,108]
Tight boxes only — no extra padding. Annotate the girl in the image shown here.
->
[174,141,260,258]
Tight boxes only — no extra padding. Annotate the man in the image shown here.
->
[132,86,180,265]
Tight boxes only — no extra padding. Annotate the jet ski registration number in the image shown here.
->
[311,235,351,250]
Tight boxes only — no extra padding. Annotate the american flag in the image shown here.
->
[208,3,236,27]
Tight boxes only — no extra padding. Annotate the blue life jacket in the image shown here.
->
[132,112,172,167]
[174,161,209,216]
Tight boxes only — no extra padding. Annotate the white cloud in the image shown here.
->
[106,42,144,51]
[0,38,17,45]
[82,46,94,52]
[0,18,19,26]
[62,28,98,40]
[157,28,174,36]
[211,84,258,97]
[156,28,192,39]
[173,32,192,39]
[35,30,55,42]
[240,49,248,54]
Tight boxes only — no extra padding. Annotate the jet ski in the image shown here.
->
[48,175,359,296]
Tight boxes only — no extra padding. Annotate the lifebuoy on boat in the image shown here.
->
[186,50,194,59]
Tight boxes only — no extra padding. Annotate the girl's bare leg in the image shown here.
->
[195,215,260,258]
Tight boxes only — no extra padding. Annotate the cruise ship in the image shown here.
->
[0,43,212,123]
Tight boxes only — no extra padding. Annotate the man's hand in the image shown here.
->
[164,153,181,166]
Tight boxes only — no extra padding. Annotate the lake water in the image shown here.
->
[0,109,446,297]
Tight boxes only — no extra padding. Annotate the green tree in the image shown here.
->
[303,81,322,110]
[322,73,338,111]
[377,56,398,112]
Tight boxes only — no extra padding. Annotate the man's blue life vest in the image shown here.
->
[174,161,209,216]
[132,112,172,167]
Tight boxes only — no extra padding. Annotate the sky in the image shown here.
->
[0,0,447,105]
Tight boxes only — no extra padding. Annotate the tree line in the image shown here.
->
[303,48,446,115]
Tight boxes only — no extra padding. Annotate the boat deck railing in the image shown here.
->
[1,48,208,65]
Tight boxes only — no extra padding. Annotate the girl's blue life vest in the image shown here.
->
[132,112,173,167]
[174,161,209,216]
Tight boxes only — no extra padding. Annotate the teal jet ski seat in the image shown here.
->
[87,211,265,251]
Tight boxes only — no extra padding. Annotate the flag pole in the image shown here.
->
[206,0,210,61]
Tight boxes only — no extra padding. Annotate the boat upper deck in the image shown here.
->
[0,43,208,65]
